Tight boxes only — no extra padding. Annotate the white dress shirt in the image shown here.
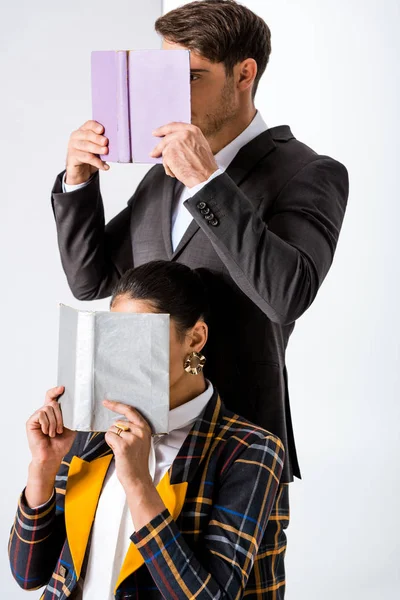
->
[82,380,214,599]
[62,112,268,251]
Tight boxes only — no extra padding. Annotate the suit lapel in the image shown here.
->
[225,129,277,187]
[172,218,200,258]
[164,177,201,260]
[161,175,176,259]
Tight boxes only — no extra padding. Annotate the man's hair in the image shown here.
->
[155,0,271,99]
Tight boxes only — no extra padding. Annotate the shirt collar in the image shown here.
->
[214,110,268,172]
[168,379,214,433]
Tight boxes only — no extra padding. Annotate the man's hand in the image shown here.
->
[65,120,110,185]
[150,123,219,188]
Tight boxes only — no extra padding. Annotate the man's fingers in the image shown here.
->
[150,138,168,158]
[81,120,104,134]
[72,130,108,147]
[163,160,175,177]
[69,151,109,171]
[150,132,182,158]
[74,139,109,156]
[152,122,193,137]
[150,146,163,158]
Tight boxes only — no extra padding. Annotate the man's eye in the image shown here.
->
[190,74,199,82]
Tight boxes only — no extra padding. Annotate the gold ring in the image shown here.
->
[116,427,123,437]
[115,422,130,432]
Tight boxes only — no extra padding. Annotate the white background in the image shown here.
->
[2,0,399,598]
[1,1,161,598]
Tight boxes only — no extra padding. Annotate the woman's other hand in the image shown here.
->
[25,386,77,508]
[103,400,166,530]
[26,386,77,471]
[103,400,152,490]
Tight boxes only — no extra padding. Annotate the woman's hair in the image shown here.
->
[110,261,209,339]
[155,0,271,99]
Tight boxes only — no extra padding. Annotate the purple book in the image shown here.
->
[91,49,191,164]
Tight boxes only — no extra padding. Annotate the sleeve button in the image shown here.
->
[209,218,219,226]
[196,201,207,210]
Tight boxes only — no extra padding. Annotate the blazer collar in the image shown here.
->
[161,126,294,259]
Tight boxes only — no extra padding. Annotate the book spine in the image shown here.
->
[116,51,132,163]
[75,311,95,430]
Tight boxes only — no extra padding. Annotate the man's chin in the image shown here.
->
[190,116,221,141]
[191,118,205,136]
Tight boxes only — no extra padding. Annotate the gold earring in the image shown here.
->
[184,351,206,375]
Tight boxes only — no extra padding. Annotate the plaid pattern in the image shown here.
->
[9,390,288,599]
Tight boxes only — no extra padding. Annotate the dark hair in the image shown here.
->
[110,261,209,339]
[155,0,271,99]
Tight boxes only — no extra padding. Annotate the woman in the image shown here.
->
[9,261,286,600]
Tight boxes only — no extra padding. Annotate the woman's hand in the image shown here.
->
[104,399,166,530]
[26,386,77,471]
[25,386,77,508]
[103,400,153,490]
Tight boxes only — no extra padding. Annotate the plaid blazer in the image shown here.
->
[9,390,287,599]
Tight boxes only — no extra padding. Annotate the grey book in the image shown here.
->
[57,304,170,433]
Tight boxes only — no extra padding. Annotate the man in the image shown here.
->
[51,1,349,597]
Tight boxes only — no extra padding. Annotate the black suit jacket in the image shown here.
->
[51,125,349,482]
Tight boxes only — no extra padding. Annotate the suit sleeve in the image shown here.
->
[51,170,135,300]
[8,434,86,590]
[185,157,349,325]
[131,434,285,600]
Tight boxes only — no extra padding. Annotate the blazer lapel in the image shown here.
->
[225,129,277,188]
[164,177,200,260]
[172,218,199,259]
[161,175,177,259]
[65,448,113,580]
